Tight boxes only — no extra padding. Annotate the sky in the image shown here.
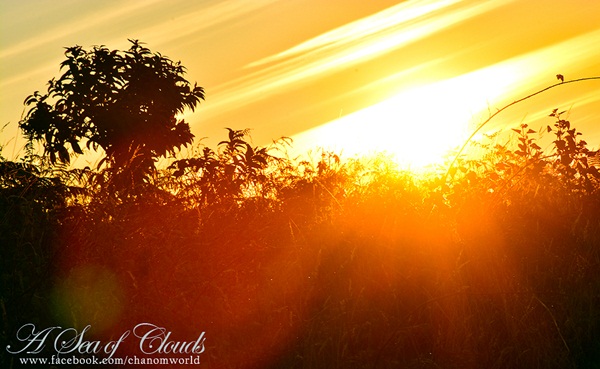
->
[1,0,600,168]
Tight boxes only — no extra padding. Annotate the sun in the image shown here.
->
[358,83,474,170]
[293,63,524,171]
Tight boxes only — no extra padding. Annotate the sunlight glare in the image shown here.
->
[293,63,525,170]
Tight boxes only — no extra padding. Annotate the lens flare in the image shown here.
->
[51,265,124,335]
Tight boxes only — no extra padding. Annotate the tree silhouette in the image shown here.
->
[19,39,204,184]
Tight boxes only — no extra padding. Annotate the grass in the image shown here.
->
[2,117,600,369]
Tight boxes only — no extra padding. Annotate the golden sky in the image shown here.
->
[1,0,599,167]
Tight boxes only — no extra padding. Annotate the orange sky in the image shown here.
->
[1,0,599,167]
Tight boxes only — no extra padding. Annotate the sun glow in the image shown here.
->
[292,63,526,171]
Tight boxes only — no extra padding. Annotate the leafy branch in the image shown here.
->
[443,76,600,185]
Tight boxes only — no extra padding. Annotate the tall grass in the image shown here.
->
[2,111,600,368]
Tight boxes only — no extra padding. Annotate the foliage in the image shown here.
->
[168,128,289,210]
[0,150,71,367]
[19,40,204,186]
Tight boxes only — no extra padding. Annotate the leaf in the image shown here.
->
[70,140,83,154]
[448,166,457,177]
[58,146,70,163]
[496,162,509,171]
[24,93,39,106]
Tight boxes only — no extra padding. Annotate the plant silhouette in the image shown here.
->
[19,39,204,187]
[169,128,279,207]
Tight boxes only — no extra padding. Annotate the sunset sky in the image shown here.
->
[1,0,599,168]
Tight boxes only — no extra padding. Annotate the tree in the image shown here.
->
[19,39,205,183]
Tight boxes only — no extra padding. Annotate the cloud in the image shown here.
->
[201,0,514,117]
[0,1,163,60]
[288,27,600,165]
[127,0,279,49]
[246,0,462,68]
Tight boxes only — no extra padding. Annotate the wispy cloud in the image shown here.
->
[246,0,462,68]
[0,1,163,60]
[202,0,514,117]
[1,0,278,73]
[129,0,279,49]
[289,27,600,165]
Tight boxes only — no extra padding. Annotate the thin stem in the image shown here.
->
[443,76,600,184]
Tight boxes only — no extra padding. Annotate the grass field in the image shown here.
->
[2,111,600,368]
